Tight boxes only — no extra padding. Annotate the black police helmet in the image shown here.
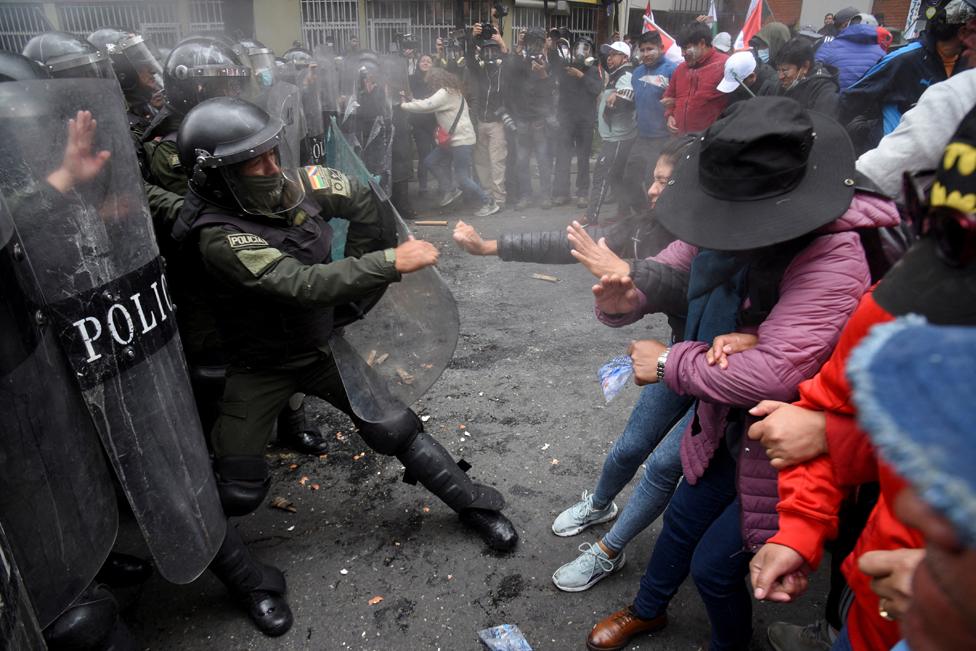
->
[283,47,314,68]
[23,31,114,79]
[0,51,52,82]
[164,36,251,114]
[177,96,285,206]
[88,27,161,92]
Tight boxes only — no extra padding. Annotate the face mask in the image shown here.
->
[239,174,285,212]
[757,48,770,63]
[256,68,273,87]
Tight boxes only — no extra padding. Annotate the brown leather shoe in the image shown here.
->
[586,606,667,651]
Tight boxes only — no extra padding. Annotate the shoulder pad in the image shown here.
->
[303,166,351,197]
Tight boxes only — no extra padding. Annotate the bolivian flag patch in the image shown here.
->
[304,166,351,197]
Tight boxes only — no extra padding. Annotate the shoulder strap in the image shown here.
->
[448,97,466,135]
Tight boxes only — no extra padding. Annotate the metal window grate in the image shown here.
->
[189,0,225,36]
[0,3,52,53]
[365,0,456,54]
[301,0,361,51]
[56,2,181,47]
[512,5,597,42]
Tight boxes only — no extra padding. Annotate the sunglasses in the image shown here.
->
[903,171,976,267]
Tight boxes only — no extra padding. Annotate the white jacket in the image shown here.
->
[400,88,477,147]
[856,69,976,200]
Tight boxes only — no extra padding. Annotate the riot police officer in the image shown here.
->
[174,96,519,552]
[87,27,163,135]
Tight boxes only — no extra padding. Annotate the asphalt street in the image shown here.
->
[125,196,826,650]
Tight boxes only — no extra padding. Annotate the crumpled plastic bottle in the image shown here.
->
[478,624,533,651]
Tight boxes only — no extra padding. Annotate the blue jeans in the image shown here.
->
[632,443,753,651]
[831,625,853,651]
[590,382,694,552]
[425,144,489,205]
[515,118,552,201]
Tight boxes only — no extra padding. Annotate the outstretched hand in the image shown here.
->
[592,273,640,315]
[47,110,111,193]
[568,220,629,278]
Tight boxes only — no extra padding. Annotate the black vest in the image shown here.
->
[190,199,335,366]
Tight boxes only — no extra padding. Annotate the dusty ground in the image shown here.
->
[125,195,825,650]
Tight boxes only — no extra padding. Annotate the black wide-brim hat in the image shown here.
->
[656,97,856,251]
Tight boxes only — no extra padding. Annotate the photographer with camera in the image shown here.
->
[552,35,602,209]
[468,22,513,210]
[509,27,557,210]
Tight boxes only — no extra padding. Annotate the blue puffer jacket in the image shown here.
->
[816,24,885,89]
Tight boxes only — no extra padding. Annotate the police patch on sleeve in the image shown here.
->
[226,233,269,250]
[304,166,351,197]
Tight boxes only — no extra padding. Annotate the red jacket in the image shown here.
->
[663,47,729,134]
[767,291,923,651]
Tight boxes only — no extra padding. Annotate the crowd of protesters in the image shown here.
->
[446,2,976,651]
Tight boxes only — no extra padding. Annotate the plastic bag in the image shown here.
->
[598,355,634,403]
[478,624,533,651]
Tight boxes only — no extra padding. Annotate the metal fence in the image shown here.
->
[365,0,456,54]
[511,4,597,41]
[0,3,51,53]
[189,0,225,36]
[301,0,360,51]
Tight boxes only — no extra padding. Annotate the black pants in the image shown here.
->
[622,135,668,217]
[553,114,595,200]
[587,137,635,225]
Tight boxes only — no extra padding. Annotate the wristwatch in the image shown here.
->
[656,347,671,382]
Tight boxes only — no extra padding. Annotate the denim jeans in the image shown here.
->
[590,382,694,552]
[830,625,853,651]
[425,144,489,205]
[632,443,753,651]
[514,118,552,201]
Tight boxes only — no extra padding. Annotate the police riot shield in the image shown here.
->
[0,196,117,629]
[329,179,460,422]
[0,79,226,585]
[313,43,341,117]
[297,64,327,164]
[255,78,304,170]
[0,520,45,649]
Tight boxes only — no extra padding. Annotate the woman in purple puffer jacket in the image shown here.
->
[583,97,900,651]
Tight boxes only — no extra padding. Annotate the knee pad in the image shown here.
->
[356,410,421,456]
[214,456,270,517]
[43,583,118,651]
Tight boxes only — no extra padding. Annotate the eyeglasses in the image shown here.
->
[903,171,976,267]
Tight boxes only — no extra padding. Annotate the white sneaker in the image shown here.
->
[439,188,463,207]
[552,490,618,537]
[552,542,626,592]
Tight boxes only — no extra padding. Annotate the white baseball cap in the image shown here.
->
[717,51,757,93]
[600,41,632,58]
[713,32,732,53]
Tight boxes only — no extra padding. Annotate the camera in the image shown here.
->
[478,22,498,40]
[494,107,517,133]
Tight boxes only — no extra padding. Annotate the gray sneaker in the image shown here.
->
[767,620,835,651]
[552,542,625,592]
[474,200,500,217]
[439,188,463,207]
[552,490,618,537]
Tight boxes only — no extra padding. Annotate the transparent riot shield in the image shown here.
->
[0,196,117,628]
[313,44,341,117]
[0,79,225,585]
[329,179,460,423]
[0,521,45,649]
[256,79,304,169]
[298,65,327,165]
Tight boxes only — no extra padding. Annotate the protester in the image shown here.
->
[582,97,898,651]
[663,22,728,135]
[820,13,838,37]
[775,38,840,117]
[718,50,776,103]
[552,35,602,209]
[408,53,436,197]
[400,67,500,216]
[585,40,636,225]
[751,22,792,67]
[749,108,976,651]
[620,31,677,221]
[815,9,885,89]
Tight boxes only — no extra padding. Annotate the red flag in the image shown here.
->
[642,2,682,61]
[734,0,763,50]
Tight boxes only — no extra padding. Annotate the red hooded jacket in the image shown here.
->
[663,47,729,134]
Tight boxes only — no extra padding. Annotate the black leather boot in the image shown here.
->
[459,508,519,552]
[209,525,293,637]
[276,399,330,456]
[44,583,135,651]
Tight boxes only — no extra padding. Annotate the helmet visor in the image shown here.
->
[121,36,163,77]
[49,53,115,80]
[221,147,306,216]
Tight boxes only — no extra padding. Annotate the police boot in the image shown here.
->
[276,395,330,456]
[95,551,153,588]
[209,524,293,637]
[43,583,135,651]
[214,456,271,517]
[358,411,518,552]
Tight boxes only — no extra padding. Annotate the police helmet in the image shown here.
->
[239,38,277,88]
[23,31,114,79]
[177,97,305,214]
[164,36,252,114]
[0,51,52,82]
[282,47,315,69]
[88,27,162,92]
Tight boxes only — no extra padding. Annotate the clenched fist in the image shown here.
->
[394,238,439,273]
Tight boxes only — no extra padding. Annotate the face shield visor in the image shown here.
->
[554,38,572,62]
[47,50,116,80]
[248,49,277,87]
[214,135,306,216]
[119,35,162,78]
